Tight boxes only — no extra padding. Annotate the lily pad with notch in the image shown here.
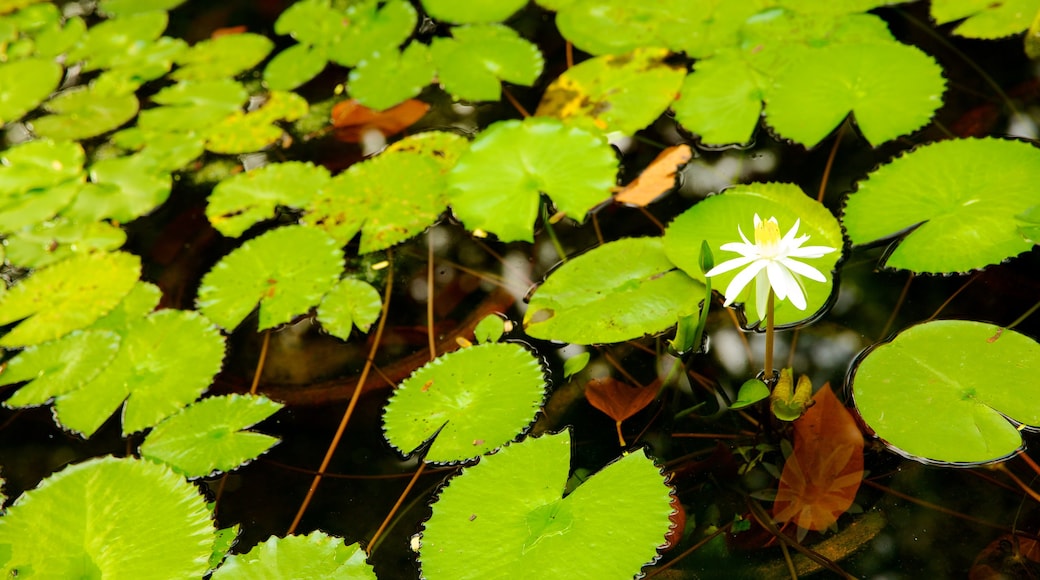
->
[431,24,543,102]
[212,531,375,579]
[206,161,330,238]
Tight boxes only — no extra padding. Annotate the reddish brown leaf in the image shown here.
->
[331,98,430,143]
[584,377,658,423]
[662,495,686,551]
[772,382,864,532]
[614,144,692,207]
[970,534,1040,579]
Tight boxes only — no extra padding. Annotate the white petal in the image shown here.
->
[705,255,757,277]
[737,224,753,246]
[753,214,762,228]
[781,219,802,244]
[788,244,837,259]
[755,268,770,321]
[722,260,767,305]
[785,274,808,310]
[719,241,760,257]
[780,257,827,282]
[765,261,792,301]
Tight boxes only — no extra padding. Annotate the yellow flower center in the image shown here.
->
[755,218,781,258]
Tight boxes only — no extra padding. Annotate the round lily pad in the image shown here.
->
[0,456,215,579]
[196,225,344,332]
[419,430,674,579]
[851,320,1040,465]
[0,138,83,195]
[672,49,763,146]
[0,329,121,408]
[67,10,168,71]
[4,218,127,269]
[844,138,1040,273]
[316,278,383,340]
[347,42,434,110]
[207,161,330,238]
[431,24,543,102]
[420,0,527,23]
[930,0,1036,38]
[382,342,547,463]
[327,0,418,67]
[664,183,843,327]
[447,117,617,242]
[212,532,375,579]
[263,42,328,91]
[172,33,273,81]
[524,237,705,344]
[0,57,61,124]
[31,86,140,141]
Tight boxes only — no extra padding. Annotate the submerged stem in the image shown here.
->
[542,202,568,263]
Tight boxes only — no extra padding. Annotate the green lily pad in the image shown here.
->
[316,278,383,340]
[672,49,763,146]
[327,0,417,67]
[420,430,674,578]
[204,91,308,154]
[851,320,1040,464]
[552,0,693,56]
[196,225,344,331]
[273,0,343,46]
[842,138,1040,273]
[138,78,248,134]
[420,0,527,23]
[207,161,331,237]
[0,57,61,124]
[87,280,161,332]
[663,183,843,327]
[0,330,121,407]
[931,0,1039,38]
[382,342,547,463]
[172,33,274,81]
[263,42,328,91]
[0,139,83,196]
[31,85,140,141]
[140,394,283,478]
[0,180,81,232]
[447,117,617,242]
[431,24,543,102]
[765,42,945,147]
[91,36,188,93]
[212,532,375,580]
[524,237,705,344]
[347,42,434,110]
[0,456,215,578]
[304,150,451,252]
[731,379,770,410]
[99,0,188,16]
[33,14,86,58]
[563,352,590,378]
[474,313,506,343]
[0,251,140,347]
[80,154,171,222]
[536,47,683,135]
[67,10,168,71]
[4,218,127,269]
[53,309,226,437]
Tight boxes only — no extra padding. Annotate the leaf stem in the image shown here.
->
[249,329,271,395]
[367,461,427,556]
[764,289,775,380]
[542,201,568,263]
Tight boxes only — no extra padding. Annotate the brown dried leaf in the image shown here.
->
[331,98,430,143]
[584,377,658,422]
[614,144,692,207]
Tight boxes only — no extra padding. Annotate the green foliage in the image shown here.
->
[212,532,375,579]
[474,313,506,343]
[664,183,843,326]
[317,278,383,340]
[0,329,120,407]
[420,430,675,578]
[851,320,1040,464]
[524,238,705,344]
[843,138,1040,273]
[0,456,215,578]
[0,251,140,347]
[382,343,547,463]
[430,24,544,102]
[931,0,1040,38]
[140,394,283,478]
[0,58,61,123]
[731,379,770,410]
[172,33,273,81]
[206,161,330,238]
[420,0,528,24]
[196,225,344,332]
[447,117,617,242]
[348,42,434,110]
[31,85,139,141]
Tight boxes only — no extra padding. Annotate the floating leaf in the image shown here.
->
[140,394,283,478]
[51,309,225,437]
[204,91,308,154]
[0,456,215,579]
[585,377,658,446]
[774,382,864,531]
[852,320,1040,464]
[273,0,344,46]
[730,379,769,410]
[31,85,139,141]
[330,98,429,142]
[447,117,617,242]
[3,218,127,269]
[0,180,81,232]
[196,225,344,332]
[316,278,383,340]
[0,251,140,347]
[327,0,417,67]
[139,78,248,134]
[79,154,171,222]
[0,139,83,196]
[262,42,328,91]
[212,532,375,580]
[347,42,434,110]
[420,0,527,23]
[98,0,189,16]
[672,49,763,146]
[206,161,330,237]
[420,430,673,578]
[0,57,61,124]
[88,280,161,331]
[664,183,843,327]
[552,0,690,55]
[474,313,506,343]
[536,47,682,135]
[0,330,121,408]
[382,342,547,463]
[524,237,704,344]
[614,144,692,207]
[304,133,468,252]
[765,42,945,147]
[843,138,1040,273]
[563,352,590,378]
[431,24,543,102]
[172,33,274,81]
[931,0,1039,38]
[91,36,187,92]
[67,10,168,71]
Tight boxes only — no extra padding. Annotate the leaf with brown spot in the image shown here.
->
[615,144,692,207]
[773,382,864,532]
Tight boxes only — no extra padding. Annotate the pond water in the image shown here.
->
[2,1,1040,578]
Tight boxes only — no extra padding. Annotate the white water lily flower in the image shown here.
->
[705,214,836,321]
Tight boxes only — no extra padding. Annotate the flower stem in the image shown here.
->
[764,288,775,380]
